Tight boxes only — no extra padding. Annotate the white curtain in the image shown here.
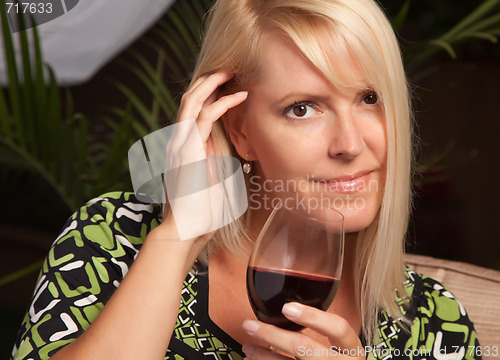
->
[0,0,175,85]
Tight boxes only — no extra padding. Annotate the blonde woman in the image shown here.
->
[12,0,480,359]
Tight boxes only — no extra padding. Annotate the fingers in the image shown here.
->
[242,320,326,360]
[177,71,248,146]
[184,73,211,96]
[281,303,361,351]
[197,91,248,142]
[242,304,365,360]
[178,72,243,120]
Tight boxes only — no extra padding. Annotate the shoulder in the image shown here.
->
[76,191,161,229]
[56,191,162,249]
[404,267,473,327]
[47,191,163,278]
[403,267,481,358]
[369,268,481,359]
[10,192,163,360]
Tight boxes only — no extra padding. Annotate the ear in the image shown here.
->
[221,106,253,160]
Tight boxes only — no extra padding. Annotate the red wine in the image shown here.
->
[247,266,339,331]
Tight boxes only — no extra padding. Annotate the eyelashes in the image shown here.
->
[283,101,319,120]
[361,91,379,105]
[282,90,380,121]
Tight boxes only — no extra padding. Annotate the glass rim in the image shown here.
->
[256,202,344,243]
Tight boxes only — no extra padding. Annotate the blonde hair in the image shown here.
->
[188,0,413,343]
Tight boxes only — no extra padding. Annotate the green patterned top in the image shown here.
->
[11,192,481,359]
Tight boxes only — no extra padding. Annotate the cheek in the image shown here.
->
[340,123,386,231]
[247,104,333,177]
[247,116,316,179]
[363,115,388,172]
[373,134,387,168]
[248,125,287,174]
[367,120,387,190]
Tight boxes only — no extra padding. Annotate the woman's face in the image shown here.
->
[233,35,387,232]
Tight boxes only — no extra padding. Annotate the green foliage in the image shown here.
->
[116,0,213,133]
[0,1,134,212]
[391,0,411,32]
[0,259,43,287]
[0,0,213,288]
[402,0,500,73]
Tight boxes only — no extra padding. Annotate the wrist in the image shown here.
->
[144,223,212,273]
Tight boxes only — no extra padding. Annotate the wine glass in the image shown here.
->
[246,204,344,331]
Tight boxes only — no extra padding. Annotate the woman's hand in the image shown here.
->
[160,71,248,242]
[241,302,365,359]
[176,71,248,156]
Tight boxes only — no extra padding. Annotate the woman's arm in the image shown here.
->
[11,193,209,360]
[49,219,208,360]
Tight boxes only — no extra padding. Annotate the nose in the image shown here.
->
[327,109,366,160]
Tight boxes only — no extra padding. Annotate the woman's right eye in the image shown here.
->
[284,102,319,120]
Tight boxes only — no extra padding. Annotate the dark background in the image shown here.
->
[1,0,499,358]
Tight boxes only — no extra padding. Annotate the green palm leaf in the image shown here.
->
[114,0,213,134]
[0,1,135,212]
[403,0,500,73]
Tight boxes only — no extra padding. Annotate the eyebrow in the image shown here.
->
[269,92,332,108]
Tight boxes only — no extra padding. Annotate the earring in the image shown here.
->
[243,153,252,174]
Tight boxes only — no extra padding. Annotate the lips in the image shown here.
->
[314,170,373,193]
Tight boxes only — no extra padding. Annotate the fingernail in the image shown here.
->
[242,319,260,334]
[282,303,302,319]
[234,91,248,97]
[242,343,255,356]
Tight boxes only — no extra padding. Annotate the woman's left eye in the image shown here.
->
[361,91,379,105]
[284,102,318,119]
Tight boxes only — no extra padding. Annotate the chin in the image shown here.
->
[336,206,379,233]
